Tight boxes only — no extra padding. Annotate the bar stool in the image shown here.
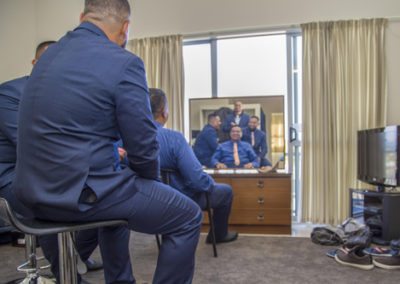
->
[0,198,127,284]
[156,169,218,257]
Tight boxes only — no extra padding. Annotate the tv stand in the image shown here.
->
[349,189,400,244]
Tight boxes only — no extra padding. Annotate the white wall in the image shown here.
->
[0,0,36,82]
[1,0,399,123]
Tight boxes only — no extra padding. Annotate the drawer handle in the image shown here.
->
[257,180,264,188]
[257,197,265,204]
[257,214,265,221]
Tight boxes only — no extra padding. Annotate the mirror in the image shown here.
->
[189,96,285,169]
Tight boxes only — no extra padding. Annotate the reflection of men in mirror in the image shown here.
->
[150,88,238,244]
[222,101,250,133]
[242,116,272,171]
[193,113,221,168]
[212,125,259,169]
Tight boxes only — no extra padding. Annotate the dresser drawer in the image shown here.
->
[229,209,291,225]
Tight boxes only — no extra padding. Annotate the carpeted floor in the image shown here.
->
[1,232,399,284]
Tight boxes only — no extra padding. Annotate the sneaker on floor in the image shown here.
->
[373,255,400,269]
[363,246,399,257]
[206,231,238,244]
[335,246,374,270]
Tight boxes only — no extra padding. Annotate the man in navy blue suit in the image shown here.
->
[0,41,102,279]
[14,1,202,283]
[149,88,238,244]
[222,101,250,133]
[242,115,272,169]
[193,113,221,167]
[211,126,259,169]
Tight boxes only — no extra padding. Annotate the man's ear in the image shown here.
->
[32,59,37,66]
[79,12,85,23]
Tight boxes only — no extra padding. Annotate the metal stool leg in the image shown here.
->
[205,193,218,257]
[58,232,78,284]
[7,235,55,284]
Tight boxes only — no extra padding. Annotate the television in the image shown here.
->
[357,125,400,191]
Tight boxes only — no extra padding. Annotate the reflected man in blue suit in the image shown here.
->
[193,113,221,168]
[211,126,259,169]
[150,88,238,243]
[242,115,272,169]
[14,1,202,283]
[222,101,250,133]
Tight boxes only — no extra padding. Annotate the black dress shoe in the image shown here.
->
[206,231,238,244]
[85,258,103,271]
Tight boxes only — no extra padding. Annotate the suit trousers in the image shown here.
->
[72,176,203,284]
[192,183,233,240]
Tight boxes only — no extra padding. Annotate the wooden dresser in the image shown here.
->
[204,171,292,234]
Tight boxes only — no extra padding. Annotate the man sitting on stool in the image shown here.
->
[212,126,259,169]
[150,88,238,244]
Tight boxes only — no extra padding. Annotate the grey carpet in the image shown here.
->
[1,232,399,284]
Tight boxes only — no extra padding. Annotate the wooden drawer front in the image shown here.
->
[233,196,266,209]
[264,188,291,209]
[231,178,267,192]
[229,209,291,225]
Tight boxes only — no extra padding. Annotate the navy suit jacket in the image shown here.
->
[222,112,250,133]
[211,140,259,168]
[156,122,214,199]
[0,76,28,189]
[193,124,219,167]
[242,127,268,159]
[14,22,159,218]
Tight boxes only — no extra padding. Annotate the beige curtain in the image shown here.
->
[301,19,387,225]
[127,35,184,131]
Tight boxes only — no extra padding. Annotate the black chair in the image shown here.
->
[0,198,127,284]
[156,169,218,257]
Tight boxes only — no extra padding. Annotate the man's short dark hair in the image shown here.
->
[149,88,167,117]
[250,115,260,121]
[84,0,131,22]
[35,41,56,59]
[208,113,219,123]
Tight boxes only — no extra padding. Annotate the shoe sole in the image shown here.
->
[373,259,400,270]
[334,255,374,270]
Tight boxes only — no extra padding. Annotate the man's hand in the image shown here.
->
[258,166,273,173]
[244,163,254,169]
[118,147,127,161]
[216,163,228,169]
[230,122,236,126]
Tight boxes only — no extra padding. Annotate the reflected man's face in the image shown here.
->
[230,126,242,141]
[211,116,222,130]
[248,118,259,130]
[234,102,242,114]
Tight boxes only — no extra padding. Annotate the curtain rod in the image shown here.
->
[183,16,400,39]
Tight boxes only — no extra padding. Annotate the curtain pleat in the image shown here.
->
[127,35,184,131]
[301,19,387,225]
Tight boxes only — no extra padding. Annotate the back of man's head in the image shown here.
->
[149,88,168,119]
[83,0,131,23]
[35,41,56,59]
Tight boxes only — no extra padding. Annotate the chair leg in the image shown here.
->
[205,193,218,257]
[58,232,78,284]
[155,234,161,251]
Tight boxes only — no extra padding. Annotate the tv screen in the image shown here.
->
[357,125,400,188]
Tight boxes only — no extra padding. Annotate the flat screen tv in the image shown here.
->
[357,125,400,191]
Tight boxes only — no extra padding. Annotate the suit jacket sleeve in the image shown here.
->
[175,133,213,192]
[246,144,260,168]
[0,92,18,146]
[260,132,267,158]
[115,56,159,179]
[205,128,218,152]
[211,145,223,167]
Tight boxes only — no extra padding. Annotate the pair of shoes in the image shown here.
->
[373,255,400,269]
[85,258,103,271]
[363,246,399,257]
[206,231,238,244]
[334,246,374,270]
